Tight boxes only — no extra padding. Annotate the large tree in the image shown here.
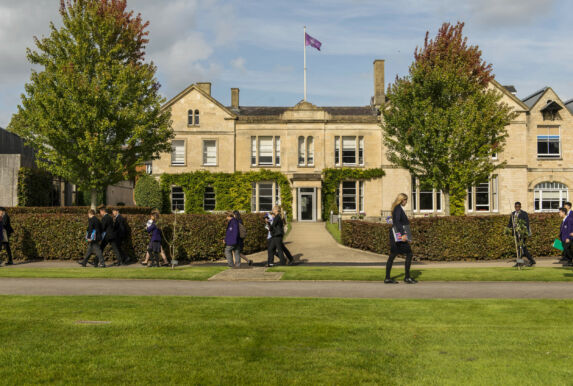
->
[382,22,515,215]
[9,0,172,208]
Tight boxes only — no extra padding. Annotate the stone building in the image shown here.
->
[151,59,573,220]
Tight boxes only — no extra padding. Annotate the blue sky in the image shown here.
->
[1,0,572,128]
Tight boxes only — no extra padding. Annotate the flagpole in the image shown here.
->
[303,26,307,101]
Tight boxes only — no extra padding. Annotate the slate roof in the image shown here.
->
[564,99,573,115]
[521,87,548,108]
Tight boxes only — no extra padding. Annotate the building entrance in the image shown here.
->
[298,188,316,221]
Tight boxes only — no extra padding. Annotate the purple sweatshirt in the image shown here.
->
[146,221,162,242]
[225,218,239,246]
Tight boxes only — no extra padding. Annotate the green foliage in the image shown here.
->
[134,175,162,210]
[5,206,152,215]
[342,213,562,260]
[5,212,267,262]
[160,170,293,219]
[17,168,52,206]
[381,22,515,215]
[322,168,385,218]
[8,0,173,208]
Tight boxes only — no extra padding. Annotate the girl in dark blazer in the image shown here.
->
[386,193,417,284]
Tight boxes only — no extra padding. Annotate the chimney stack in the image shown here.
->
[231,88,240,109]
[196,82,211,96]
[373,60,385,106]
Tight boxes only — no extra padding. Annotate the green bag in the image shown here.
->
[553,238,564,251]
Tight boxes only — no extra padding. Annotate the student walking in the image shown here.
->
[385,193,417,284]
[558,207,573,267]
[145,213,163,267]
[233,211,253,266]
[507,201,536,267]
[277,206,295,265]
[98,205,123,266]
[560,202,573,264]
[0,207,14,265]
[112,208,128,264]
[224,212,241,268]
[79,209,105,267]
[267,205,286,267]
[141,211,169,266]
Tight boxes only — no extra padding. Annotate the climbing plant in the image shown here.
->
[160,170,293,219]
[322,168,385,218]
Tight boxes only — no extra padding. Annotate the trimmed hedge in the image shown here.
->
[342,214,562,260]
[134,175,163,209]
[2,213,267,262]
[5,206,153,215]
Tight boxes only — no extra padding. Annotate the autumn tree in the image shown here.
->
[9,0,172,208]
[382,22,515,215]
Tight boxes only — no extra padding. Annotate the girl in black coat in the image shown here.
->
[385,193,417,284]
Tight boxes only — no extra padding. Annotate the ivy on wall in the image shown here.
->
[160,170,293,219]
[322,168,385,218]
[17,168,53,206]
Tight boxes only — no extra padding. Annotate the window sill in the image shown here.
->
[187,124,200,128]
[537,156,562,160]
[202,164,218,167]
[251,165,281,168]
[297,165,316,168]
[170,164,187,167]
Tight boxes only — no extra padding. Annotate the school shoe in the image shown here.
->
[526,261,536,267]
[563,262,573,267]
[265,264,274,267]
[248,260,253,266]
[5,261,13,265]
[404,277,418,284]
[77,262,87,267]
[384,278,398,284]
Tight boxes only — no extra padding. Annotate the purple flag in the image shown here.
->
[305,32,321,51]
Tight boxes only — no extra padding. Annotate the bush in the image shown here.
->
[342,214,562,261]
[1,213,267,262]
[17,168,53,206]
[134,175,163,210]
[5,206,153,215]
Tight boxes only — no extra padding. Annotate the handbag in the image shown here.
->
[553,238,564,251]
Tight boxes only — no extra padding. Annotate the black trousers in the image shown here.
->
[277,241,293,262]
[101,238,124,264]
[1,242,13,263]
[516,236,534,263]
[563,241,573,263]
[386,235,413,279]
[82,242,104,266]
[268,236,285,265]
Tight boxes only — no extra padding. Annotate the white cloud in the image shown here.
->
[230,57,247,73]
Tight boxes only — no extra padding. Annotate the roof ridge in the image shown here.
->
[521,87,548,102]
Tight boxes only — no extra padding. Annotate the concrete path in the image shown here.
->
[1,277,572,298]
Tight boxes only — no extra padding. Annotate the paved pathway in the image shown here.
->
[0,277,572,298]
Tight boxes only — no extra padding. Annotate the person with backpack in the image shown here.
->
[78,209,105,267]
[0,207,14,266]
[224,211,241,268]
[233,211,253,266]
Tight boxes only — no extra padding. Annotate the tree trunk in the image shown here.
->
[443,192,451,216]
[90,189,98,210]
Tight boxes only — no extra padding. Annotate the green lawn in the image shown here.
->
[0,266,226,280]
[0,296,571,384]
[325,221,342,243]
[271,266,573,281]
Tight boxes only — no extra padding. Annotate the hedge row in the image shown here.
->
[342,214,563,260]
[1,213,267,262]
[5,206,153,215]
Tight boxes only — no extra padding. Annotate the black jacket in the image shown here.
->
[100,213,115,240]
[507,210,531,236]
[269,214,284,238]
[392,205,409,234]
[1,214,14,236]
[86,216,102,242]
[113,214,127,240]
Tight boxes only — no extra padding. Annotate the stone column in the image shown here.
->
[317,187,322,221]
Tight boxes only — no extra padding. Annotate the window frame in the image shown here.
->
[202,139,217,166]
[203,186,216,211]
[537,126,561,159]
[251,181,281,212]
[251,136,281,167]
[534,182,568,213]
[171,186,185,213]
[411,176,443,213]
[170,139,186,166]
[466,176,499,213]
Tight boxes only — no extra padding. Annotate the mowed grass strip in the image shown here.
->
[0,266,227,281]
[0,296,572,384]
[271,266,573,281]
[325,221,342,243]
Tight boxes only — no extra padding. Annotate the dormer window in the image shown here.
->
[540,100,562,121]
